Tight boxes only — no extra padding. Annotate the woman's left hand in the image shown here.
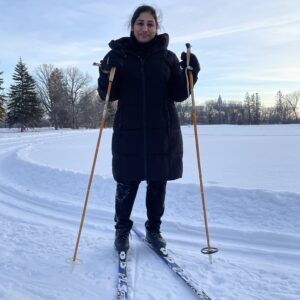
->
[180,52,200,74]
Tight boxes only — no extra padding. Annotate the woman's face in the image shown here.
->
[133,12,157,43]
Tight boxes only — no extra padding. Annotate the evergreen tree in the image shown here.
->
[0,71,5,120]
[244,92,261,124]
[216,95,224,123]
[275,91,287,123]
[7,58,43,132]
[244,92,252,124]
[253,93,261,124]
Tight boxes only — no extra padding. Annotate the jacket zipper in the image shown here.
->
[139,56,147,179]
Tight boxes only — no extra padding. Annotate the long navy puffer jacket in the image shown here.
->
[98,33,196,182]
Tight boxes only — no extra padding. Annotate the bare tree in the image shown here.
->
[77,89,103,128]
[226,102,245,124]
[285,91,299,122]
[64,67,92,129]
[176,99,192,125]
[205,100,218,124]
[35,64,54,120]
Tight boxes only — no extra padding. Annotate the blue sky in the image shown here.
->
[1,0,300,106]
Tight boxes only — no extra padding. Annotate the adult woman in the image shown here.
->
[98,5,200,253]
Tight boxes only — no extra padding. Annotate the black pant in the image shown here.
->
[114,181,166,231]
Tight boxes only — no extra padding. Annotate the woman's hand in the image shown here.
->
[180,52,200,74]
[101,52,124,72]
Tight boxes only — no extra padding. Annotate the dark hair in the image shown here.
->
[129,5,161,31]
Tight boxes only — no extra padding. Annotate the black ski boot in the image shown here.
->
[114,228,130,253]
[146,228,167,250]
[145,181,167,250]
[114,181,139,253]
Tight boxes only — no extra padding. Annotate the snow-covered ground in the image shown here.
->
[0,125,299,300]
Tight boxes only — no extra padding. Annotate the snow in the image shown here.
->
[0,125,299,300]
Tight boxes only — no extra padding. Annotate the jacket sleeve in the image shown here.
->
[167,52,190,102]
[97,51,120,102]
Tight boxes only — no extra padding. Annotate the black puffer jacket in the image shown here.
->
[98,33,196,182]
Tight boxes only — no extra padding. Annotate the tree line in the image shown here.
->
[176,92,299,125]
[0,59,299,131]
[0,58,110,131]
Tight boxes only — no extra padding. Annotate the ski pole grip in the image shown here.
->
[185,43,191,68]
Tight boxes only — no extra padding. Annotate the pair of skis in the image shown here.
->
[117,227,211,300]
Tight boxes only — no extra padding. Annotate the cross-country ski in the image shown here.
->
[117,251,128,300]
[132,227,211,300]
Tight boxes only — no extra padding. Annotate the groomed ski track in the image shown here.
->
[0,128,299,300]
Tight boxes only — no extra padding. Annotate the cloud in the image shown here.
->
[171,15,300,43]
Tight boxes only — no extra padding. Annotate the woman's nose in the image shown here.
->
[142,24,148,31]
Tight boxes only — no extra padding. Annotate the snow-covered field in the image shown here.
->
[0,125,299,300]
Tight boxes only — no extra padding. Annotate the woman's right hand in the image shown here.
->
[101,51,124,71]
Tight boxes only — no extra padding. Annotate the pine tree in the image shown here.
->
[253,93,261,124]
[244,92,252,124]
[7,59,43,131]
[245,93,261,125]
[216,95,224,123]
[0,71,5,120]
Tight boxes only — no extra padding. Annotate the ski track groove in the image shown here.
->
[1,149,298,265]
[0,184,113,232]
[1,146,298,259]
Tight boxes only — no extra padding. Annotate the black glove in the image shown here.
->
[180,52,200,75]
[100,51,124,72]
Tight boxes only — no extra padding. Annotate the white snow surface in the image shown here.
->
[0,125,299,300]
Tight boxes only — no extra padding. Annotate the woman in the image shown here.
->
[98,5,200,253]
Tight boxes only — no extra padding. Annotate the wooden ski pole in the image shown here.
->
[72,66,116,262]
[185,44,218,262]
